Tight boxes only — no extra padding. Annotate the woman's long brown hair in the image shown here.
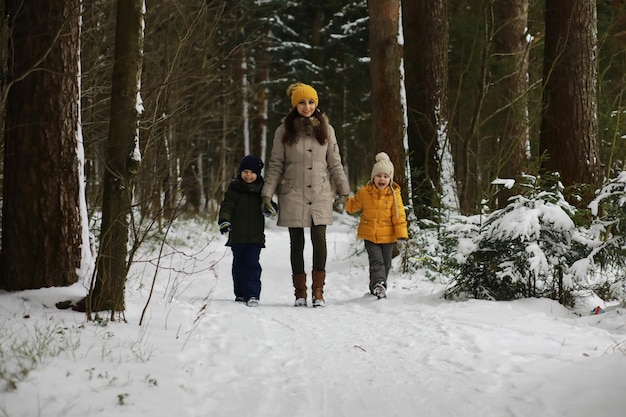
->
[281,107,329,146]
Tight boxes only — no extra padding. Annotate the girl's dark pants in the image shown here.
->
[364,240,393,293]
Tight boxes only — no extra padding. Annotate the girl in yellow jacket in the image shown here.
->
[346,152,408,299]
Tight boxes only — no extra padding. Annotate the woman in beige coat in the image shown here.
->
[261,83,350,308]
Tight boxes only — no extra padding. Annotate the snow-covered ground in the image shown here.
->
[1,215,625,417]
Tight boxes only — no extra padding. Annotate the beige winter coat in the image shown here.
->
[262,116,350,227]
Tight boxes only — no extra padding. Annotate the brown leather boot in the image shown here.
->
[292,273,307,306]
[311,270,326,308]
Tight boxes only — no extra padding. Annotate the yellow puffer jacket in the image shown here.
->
[346,182,408,244]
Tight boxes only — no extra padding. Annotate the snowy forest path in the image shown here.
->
[174,221,624,417]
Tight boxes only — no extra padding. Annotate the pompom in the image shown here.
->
[375,152,391,163]
[286,83,301,97]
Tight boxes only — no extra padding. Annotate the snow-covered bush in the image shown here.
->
[400,207,465,283]
[586,172,626,300]
[445,175,592,304]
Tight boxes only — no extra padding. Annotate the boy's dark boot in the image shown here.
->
[293,273,307,307]
[311,270,326,308]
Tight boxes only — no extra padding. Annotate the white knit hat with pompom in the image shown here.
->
[371,152,394,182]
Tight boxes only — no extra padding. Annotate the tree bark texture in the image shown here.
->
[540,0,600,192]
[493,0,530,208]
[89,0,144,313]
[1,1,82,290]
[402,0,449,219]
[368,0,406,198]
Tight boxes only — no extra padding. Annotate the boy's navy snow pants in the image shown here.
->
[230,243,262,301]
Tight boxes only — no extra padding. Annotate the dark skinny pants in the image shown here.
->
[288,225,327,274]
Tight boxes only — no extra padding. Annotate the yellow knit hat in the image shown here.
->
[287,83,319,108]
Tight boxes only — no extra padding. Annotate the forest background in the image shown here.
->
[1,0,626,314]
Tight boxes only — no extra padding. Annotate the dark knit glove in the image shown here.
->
[261,196,277,217]
[218,221,232,235]
[262,199,278,217]
[333,195,348,213]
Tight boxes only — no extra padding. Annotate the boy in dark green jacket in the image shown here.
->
[218,155,273,307]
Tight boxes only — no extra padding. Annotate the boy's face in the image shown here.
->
[240,169,258,183]
[373,173,390,189]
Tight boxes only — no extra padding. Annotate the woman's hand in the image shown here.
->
[333,195,348,213]
[261,196,277,217]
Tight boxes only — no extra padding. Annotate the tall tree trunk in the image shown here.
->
[1,1,83,290]
[540,0,600,199]
[368,0,406,196]
[402,0,451,219]
[255,54,269,165]
[85,0,145,315]
[493,0,530,208]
